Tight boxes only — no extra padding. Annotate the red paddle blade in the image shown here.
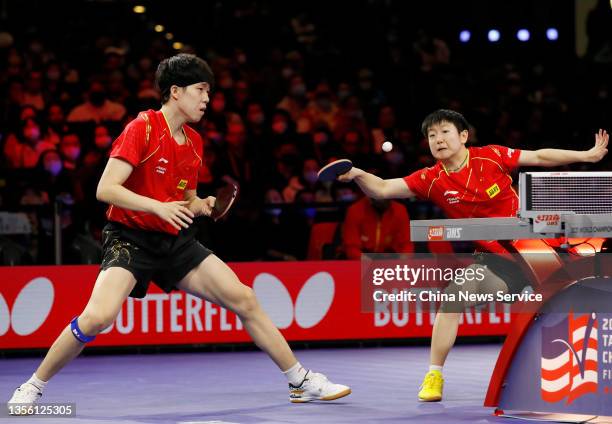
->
[211,184,238,221]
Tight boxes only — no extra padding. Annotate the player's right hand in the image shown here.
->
[337,167,362,182]
[154,200,194,230]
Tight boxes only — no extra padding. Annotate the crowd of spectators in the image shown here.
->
[0,1,610,264]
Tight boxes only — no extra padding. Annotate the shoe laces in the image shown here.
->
[421,372,441,389]
[305,372,330,389]
[12,383,41,401]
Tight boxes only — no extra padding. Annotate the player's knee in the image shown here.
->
[233,286,259,318]
[79,310,116,335]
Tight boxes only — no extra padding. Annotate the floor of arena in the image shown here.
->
[0,343,548,423]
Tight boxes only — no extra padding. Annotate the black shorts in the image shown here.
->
[473,252,532,295]
[100,221,213,298]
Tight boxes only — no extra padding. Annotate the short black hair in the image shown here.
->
[155,54,214,103]
[421,109,470,136]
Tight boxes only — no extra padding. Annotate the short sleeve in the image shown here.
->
[109,117,148,167]
[403,168,429,199]
[488,145,521,173]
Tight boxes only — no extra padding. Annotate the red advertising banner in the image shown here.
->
[0,261,511,349]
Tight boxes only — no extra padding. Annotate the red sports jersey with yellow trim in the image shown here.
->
[107,109,203,235]
[404,145,521,252]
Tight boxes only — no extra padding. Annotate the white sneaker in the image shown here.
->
[7,383,42,415]
[289,371,351,403]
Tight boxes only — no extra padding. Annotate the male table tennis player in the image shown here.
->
[8,54,350,413]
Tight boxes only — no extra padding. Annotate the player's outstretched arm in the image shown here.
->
[338,167,415,200]
[518,129,608,167]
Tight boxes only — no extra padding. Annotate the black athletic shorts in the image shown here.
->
[100,221,213,298]
[473,252,532,295]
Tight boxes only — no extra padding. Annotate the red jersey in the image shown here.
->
[404,145,521,252]
[107,110,203,235]
[343,198,414,259]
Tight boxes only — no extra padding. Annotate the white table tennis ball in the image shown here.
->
[382,141,393,152]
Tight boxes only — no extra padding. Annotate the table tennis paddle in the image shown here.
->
[317,159,353,182]
[210,183,238,221]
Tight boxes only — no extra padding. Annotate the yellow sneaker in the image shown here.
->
[418,370,444,401]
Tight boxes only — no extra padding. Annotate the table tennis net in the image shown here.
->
[522,172,612,215]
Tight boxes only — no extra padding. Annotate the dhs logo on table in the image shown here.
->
[427,226,462,241]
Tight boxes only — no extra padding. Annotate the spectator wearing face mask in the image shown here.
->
[371,105,400,154]
[268,109,296,150]
[206,91,229,132]
[79,124,114,235]
[217,121,253,191]
[281,158,328,203]
[38,149,73,195]
[333,183,358,204]
[231,80,251,113]
[34,149,78,263]
[43,61,65,105]
[58,132,81,172]
[333,94,369,143]
[45,103,67,145]
[245,102,267,143]
[78,125,112,197]
[307,128,342,165]
[355,68,387,119]
[3,117,55,168]
[66,80,126,123]
[82,124,113,169]
[264,145,299,193]
[57,131,86,205]
[2,79,25,128]
[22,70,45,111]
[303,84,339,132]
[342,196,414,260]
[340,129,370,165]
[277,75,308,122]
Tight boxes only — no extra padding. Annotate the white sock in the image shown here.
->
[283,362,308,386]
[26,373,47,392]
[429,365,443,373]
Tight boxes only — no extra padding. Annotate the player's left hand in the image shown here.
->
[585,129,609,163]
[199,196,216,217]
[188,196,216,217]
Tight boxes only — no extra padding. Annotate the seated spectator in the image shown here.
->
[67,80,126,123]
[342,197,414,259]
[282,158,329,203]
[3,117,55,168]
[277,74,308,122]
[58,132,81,172]
[303,83,339,131]
[45,103,67,145]
[22,70,45,111]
